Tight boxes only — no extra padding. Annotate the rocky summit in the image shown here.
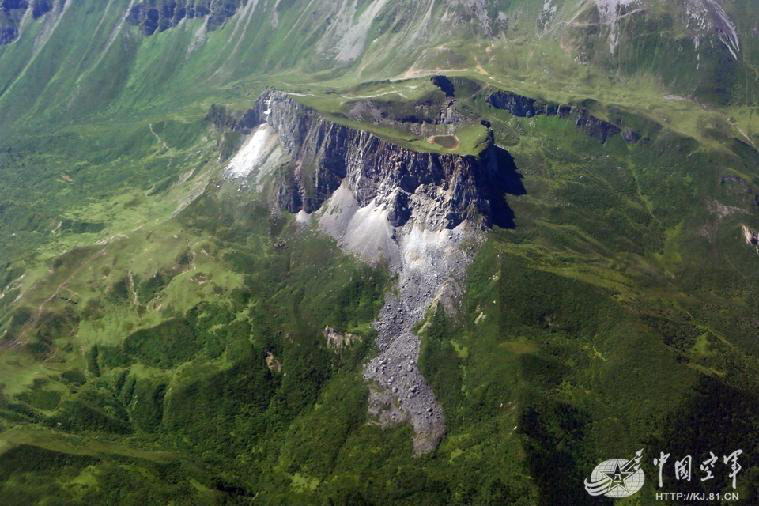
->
[226,90,525,454]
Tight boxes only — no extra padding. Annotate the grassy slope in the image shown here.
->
[418,109,759,504]
[1,93,756,504]
[0,1,758,504]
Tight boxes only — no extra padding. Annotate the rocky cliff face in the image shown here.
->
[742,225,759,251]
[345,97,463,139]
[487,90,640,143]
[0,0,55,45]
[244,91,516,231]
[223,90,522,454]
[343,77,469,139]
[126,0,246,35]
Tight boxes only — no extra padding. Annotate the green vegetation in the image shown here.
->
[1,91,757,502]
[0,0,758,504]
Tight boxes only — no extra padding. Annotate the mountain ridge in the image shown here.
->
[217,89,526,454]
[1,0,756,139]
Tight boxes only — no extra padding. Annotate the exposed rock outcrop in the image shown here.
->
[323,327,360,350]
[574,109,622,143]
[487,90,568,118]
[222,90,523,455]
[265,351,282,373]
[245,91,517,232]
[538,0,558,32]
[345,96,463,139]
[742,225,759,253]
[31,0,52,18]
[487,90,637,143]
[0,0,56,45]
[345,76,479,139]
[127,0,246,36]
[686,0,741,61]
[431,75,456,97]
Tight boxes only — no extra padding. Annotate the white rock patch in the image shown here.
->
[344,200,398,265]
[687,0,740,61]
[401,225,451,270]
[295,209,312,226]
[318,183,361,237]
[595,0,641,54]
[318,183,400,267]
[312,179,477,454]
[323,0,390,63]
[226,125,275,178]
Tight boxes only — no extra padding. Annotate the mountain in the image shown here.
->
[0,1,758,504]
[1,0,757,131]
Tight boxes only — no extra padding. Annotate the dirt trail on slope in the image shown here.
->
[4,246,110,351]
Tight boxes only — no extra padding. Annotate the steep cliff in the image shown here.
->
[223,90,523,454]
[487,90,640,143]
[126,0,247,35]
[0,0,56,44]
[241,91,516,231]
